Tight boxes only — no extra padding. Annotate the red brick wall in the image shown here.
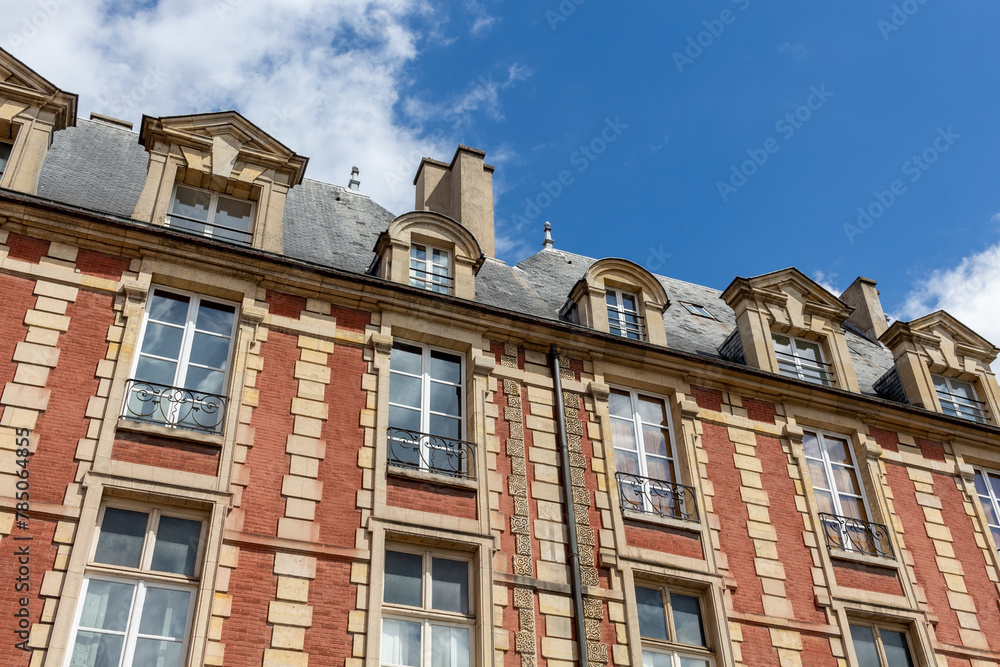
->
[265,291,306,319]
[691,385,723,412]
[742,396,775,424]
[0,519,57,667]
[30,290,115,504]
[0,274,34,415]
[5,232,49,264]
[868,427,899,453]
[916,437,946,462]
[75,248,131,281]
[832,561,903,597]
[624,521,703,560]
[492,384,517,574]
[303,559,357,663]
[111,432,220,476]
[800,633,838,666]
[218,547,276,665]
[329,304,371,335]
[385,475,477,520]
[739,623,781,665]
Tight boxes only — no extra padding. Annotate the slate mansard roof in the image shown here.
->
[33,119,897,395]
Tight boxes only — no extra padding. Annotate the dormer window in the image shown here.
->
[681,302,714,319]
[932,375,987,424]
[607,288,644,340]
[409,243,452,294]
[167,185,254,246]
[772,333,832,386]
[0,141,11,178]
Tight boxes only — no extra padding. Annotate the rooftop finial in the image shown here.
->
[349,166,361,190]
[543,221,554,249]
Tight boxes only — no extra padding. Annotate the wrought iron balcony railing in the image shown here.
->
[775,350,833,386]
[387,427,476,480]
[121,379,228,434]
[936,389,989,424]
[617,472,699,523]
[608,310,645,340]
[408,266,454,294]
[167,215,253,246]
[819,512,895,560]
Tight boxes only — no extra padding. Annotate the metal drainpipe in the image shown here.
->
[549,345,590,667]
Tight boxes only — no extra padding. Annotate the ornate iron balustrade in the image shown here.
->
[122,380,227,434]
[616,472,699,523]
[387,427,476,480]
[819,512,895,560]
[775,350,833,386]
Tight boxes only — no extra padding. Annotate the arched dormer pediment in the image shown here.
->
[133,111,309,253]
[721,267,860,391]
[880,311,1000,420]
[373,210,485,300]
[566,257,669,345]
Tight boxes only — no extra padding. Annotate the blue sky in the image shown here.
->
[5,0,999,341]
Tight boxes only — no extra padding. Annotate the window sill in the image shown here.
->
[116,418,225,448]
[386,465,479,491]
[828,547,898,570]
[622,508,701,533]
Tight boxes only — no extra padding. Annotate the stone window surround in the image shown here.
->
[630,579,716,666]
[840,613,929,667]
[165,180,258,246]
[374,211,485,302]
[567,258,670,346]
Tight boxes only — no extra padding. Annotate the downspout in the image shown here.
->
[549,346,590,667]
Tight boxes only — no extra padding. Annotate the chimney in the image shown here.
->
[414,145,495,257]
[841,276,889,342]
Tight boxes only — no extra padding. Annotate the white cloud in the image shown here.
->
[465,0,497,36]
[0,0,483,214]
[901,241,1000,347]
[812,270,842,296]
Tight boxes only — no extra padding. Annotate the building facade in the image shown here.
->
[2,49,1000,667]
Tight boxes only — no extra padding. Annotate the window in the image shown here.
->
[974,468,1000,551]
[409,243,452,294]
[387,342,472,478]
[611,389,695,521]
[933,375,987,423]
[381,548,473,667]
[167,184,254,245]
[123,288,237,433]
[607,288,644,340]
[849,623,915,667]
[772,333,832,386]
[0,140,12,178]
[680,302,713,319]
[804,430,891,558]
[635,584,713,667]
[67,505,204,667]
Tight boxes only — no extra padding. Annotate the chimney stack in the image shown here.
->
[414,145,496,257]
[841,277,889,342]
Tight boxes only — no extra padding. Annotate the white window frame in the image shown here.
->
[932,374,988,424]
[771,333,832,386]
[848,620,917,667]
[380,546,475,667]
[680,302,714,319]
[634,583,715,667]
[408,242,453,295]
[607,288,644,340]
[973,467,1000,552]
[610,387,684,517]
[65,502,206,667]
[166,183,256,245]
[125,286,239,430]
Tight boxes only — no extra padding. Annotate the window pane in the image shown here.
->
[606,292,619,307]
[69,630,125,667]
[974,470,988,496]
[635,587,668,640]
[79,580,135,631]
[140,322,185,361]
[134,357,178,387]
[637,396,667,425]
[641,650,673,667]
[794,338,822,362]
[188,332,231,370]
[807,460,831,491]
[171,186,211,221]
[384,551,422,607]
[138,587,191,638]
[838,495,867,521]
[0,142,11,175]
[611,418,637,451]
[94,508,148,568]
[849,624,880,667]
[411,245,427,261]
[671,593,705,646]
[622,293,637,311]
[609,390,632,418]
[132,639,184,667]
[680,658,710,667]
[388,428,421,468]
[881,630,914,667]
[150,516,201,576]
[645,457,674,483]
[195,301,235,335]
[615,451,640,476]
[432,248,450,267]
[382,618,421,667]
[772,333,792,353]
[814,489,835,515]
[802,432,822,459]
[430,350,462,384]
[431,625,470,667]
[149,291,190,325]
[183,366,226,396]
[430,382,461,417]
[979,496,999,528]
[831,464,863,496]
[390,343,423,375]
[989,472,1000,501]
[823,436,852,465]
[641,426,671,459]
[432,558,469,614]
[388,405,421,433]
[429,414,461,440]
[389,374,422,409]
[214,196,253,232]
